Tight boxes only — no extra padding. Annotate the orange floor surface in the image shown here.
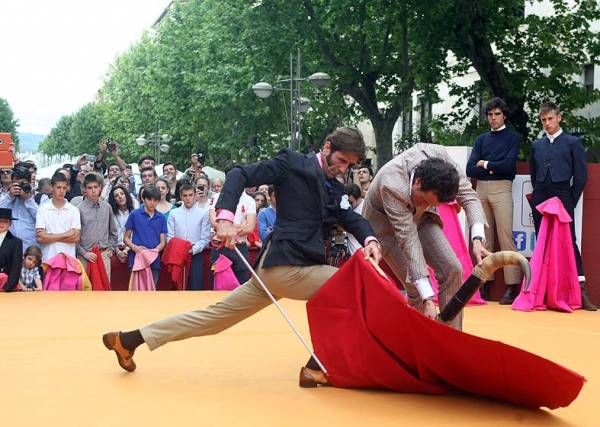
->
[0,292,598,426]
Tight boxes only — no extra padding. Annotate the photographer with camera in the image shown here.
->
[0,163,39,252]
[183,153,206,183]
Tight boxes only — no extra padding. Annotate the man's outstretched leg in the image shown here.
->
[103,277,273,371]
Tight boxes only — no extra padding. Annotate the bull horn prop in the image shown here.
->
[438,251,531,323]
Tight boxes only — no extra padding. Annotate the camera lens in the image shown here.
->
[197,185,205,191]
[21,182,32,193]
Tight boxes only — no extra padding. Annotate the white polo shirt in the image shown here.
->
[209,191,256,244]
[36,200,81,261]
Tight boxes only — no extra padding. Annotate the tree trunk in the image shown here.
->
[370,114,397,168]
[452,0,529,140]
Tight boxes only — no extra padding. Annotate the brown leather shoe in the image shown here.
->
[580,282,598,311]
[499,285,519,305]
[299,366,330,388]
[102,332,137,372]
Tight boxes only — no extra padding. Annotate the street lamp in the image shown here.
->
[136,132,172,165]
[252,49,331,150]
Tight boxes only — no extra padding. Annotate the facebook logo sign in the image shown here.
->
[513,231,527,251]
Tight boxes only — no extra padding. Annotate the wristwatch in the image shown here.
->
[472,236,484,243]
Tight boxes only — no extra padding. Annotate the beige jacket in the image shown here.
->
[363,143,485,283]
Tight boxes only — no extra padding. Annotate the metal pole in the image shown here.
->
[296,48,302,149]
[233,246,328,374]
[289,53,294,150]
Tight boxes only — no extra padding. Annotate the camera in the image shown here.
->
[192,153,205,163]
[107,138,117,151]
[197,184,206,192]
[20,182,32,193]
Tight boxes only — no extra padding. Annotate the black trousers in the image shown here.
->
[210,243,251,286]
[188,252,205,291]
[532,178,584,277]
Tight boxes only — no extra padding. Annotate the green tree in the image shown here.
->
[0,97,20,150]
[39,115,73,156]
[418,0,600,153]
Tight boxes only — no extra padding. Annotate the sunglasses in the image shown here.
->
[1,170,12,175]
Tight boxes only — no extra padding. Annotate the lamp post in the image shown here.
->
[252,49,331,150]
[135,132,172,165]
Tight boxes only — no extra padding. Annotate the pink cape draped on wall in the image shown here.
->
[307,251,585,409]
[512,197,581,312]
[430,202,485,305]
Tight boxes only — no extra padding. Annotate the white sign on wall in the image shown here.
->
[511,175,583,257]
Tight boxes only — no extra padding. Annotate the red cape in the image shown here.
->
[161,237,192,290]
[86,246,111,291]
[307,251,585,409]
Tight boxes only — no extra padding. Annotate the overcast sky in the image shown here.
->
[0,0,172,135]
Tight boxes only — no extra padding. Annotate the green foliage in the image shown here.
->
[0,97,19,149]
[420,0,600,157]
[39,115,73,156]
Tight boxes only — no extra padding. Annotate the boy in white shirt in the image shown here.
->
[36,172,81,261]
[167,183,211,290]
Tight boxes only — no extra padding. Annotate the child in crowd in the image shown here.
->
[19,245,43,291]
[123,185,167,288]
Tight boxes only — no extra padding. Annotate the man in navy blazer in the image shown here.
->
[103,127,382,387]
[530,102,596,310]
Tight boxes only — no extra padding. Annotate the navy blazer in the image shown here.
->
[530,132,587,202]
[0,231,23,292]
[215,149,374,268]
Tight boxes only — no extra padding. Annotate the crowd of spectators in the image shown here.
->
[0,139,289,292]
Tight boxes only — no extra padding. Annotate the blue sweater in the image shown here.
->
[466,128,521,181]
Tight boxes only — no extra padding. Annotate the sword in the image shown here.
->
[233,246,328,375]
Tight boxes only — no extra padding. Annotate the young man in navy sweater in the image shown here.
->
[467,97,522,304]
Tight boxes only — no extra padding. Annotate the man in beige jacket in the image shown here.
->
[363,143,488,330]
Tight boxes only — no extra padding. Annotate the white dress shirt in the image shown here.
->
[167,204,211,255]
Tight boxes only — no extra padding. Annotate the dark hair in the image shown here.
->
[12,163,31,181]
[141,185,160,201]
[37,178,51,192]
[23,160,37,171]
[325,127,366,161]
[344,183,362,200]
[413,157,459,203]
[83,172,104,188]
[138,155,156,168]
[140,166,157,176]
[24,245,42,266]
[162,162,176,173]
[174,178,192,202]
[484,97,508,116]
[253,191,267,202]
[357,164,374,178]
[179,183,195,196]
[50,172,69,186]
[108,185,134,215]
[108,163,120,170]
[539,101,561,116]
[267,185,275,197]
[155,177,171,199]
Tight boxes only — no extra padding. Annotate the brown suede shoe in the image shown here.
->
[102,332,137,372]
[299,367,330,388]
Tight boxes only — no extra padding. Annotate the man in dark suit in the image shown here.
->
[530,102,596,311]
[0,208,24,292]
[103,127,382,386]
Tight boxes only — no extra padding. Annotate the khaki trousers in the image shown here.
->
[78,249,112,281]
[382,217,463,330]
[476,180,522,285]
[141,244,337,351]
